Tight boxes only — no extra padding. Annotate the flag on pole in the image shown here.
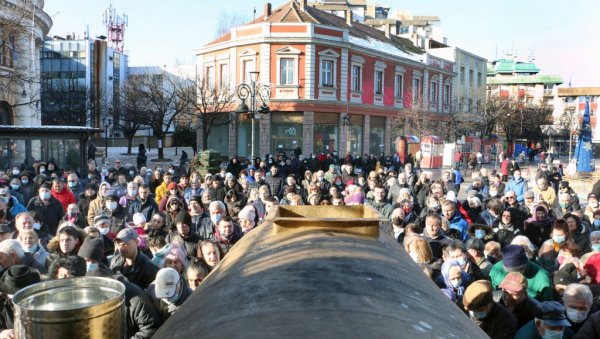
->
[574,96,594,172]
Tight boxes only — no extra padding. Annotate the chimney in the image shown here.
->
[264,2,272,19]
[384,23,390,38]
[346,10,353,26]
[300,0,307,11]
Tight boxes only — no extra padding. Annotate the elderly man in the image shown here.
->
[463,280,518,339]
[146,267,192,322]
[506,170,527,203]
[534,177,557,208]
[110,228,158,290]
[497,272,540,328]
[514,301,574,339]
[563,284,595,334]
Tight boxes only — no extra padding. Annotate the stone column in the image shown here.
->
[303,111,314,155]
[385,116,392,155]
[339,113,347,155]
[258,113,271,158]
[362,115,370,155]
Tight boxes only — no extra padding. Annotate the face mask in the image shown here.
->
[475,229,486,239]
[166,283,183,304]
[100,227,110,235]
[12,169,19,176]
[86,262,99,272]
[106,202,118,210]
[489,191,498,197]
[33,222,41,230]
[40,191,51,201]
[21,179,28,185]
[10,184,19,191]
[168,169,175,174]
[457,257,466,267]
[514,175,521,181]
[594,220,600,228]
[553,235,566,244]
[68,182,77,188]
[409,252,419,263]
[102,169,108,175]
[24,244,38,253]
[0,197,8,204]
[450,279,462,288]
[129,171,135,176]
[566,307,588,323]
[469,310,488,320]
[559,202,568,209]
[335,181,342,185]
[592,244,600,252]
[88,174,94,180]
[429,203,439,210]
[542,329,564,339]
[211,214,222,224]
[128,189,137,196]
[39,167,45,173]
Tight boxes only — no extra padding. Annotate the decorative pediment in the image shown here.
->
[351,55,365,64]
[318,48,340,58]
[375,60,387,69]
[239,48,258,57]
[275,46,302,55]
[395,65,406,74]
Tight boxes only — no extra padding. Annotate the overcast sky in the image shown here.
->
[44,0,600,86]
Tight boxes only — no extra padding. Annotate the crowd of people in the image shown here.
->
[0,149,598,338]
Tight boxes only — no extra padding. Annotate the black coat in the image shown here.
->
[26,196,64,236]
[165,231,200,260]
[110,251,159,290]
[120,278,162,339]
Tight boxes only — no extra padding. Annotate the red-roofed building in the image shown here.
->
[195,0,454,158]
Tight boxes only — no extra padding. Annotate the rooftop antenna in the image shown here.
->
[103,4,128,52]
[253,6,257,20]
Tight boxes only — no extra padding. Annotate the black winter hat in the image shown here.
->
[0,265,41,294]
[77,236,105,262]
[173,211,191,226]
[553,263,579,286]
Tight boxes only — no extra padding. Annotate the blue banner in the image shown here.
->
[574,97,594,172]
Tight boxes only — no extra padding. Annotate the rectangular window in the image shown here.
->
[280,58,295,85]
[375,70,383,95]
[460,66,465,84]
[477,72,482,88]
[412,78,421,104]
[205,66,215,88]
[430,81,438,103]
[321,60,334,87]
[242,59,255,84]
[351,65,361,91]
[469,70,474,87]
[219,64,229,87]
[444,84,450,105]
[394,74,403,97]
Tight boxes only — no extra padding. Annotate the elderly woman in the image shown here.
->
[237,205,257,234]
[162,245,188,276]
[581,231,600,265]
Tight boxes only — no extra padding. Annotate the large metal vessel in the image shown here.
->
[12,277,126,339]
[153,205,487,338]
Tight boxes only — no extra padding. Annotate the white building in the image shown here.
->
[0,0,52,126]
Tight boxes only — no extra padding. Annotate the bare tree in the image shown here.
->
[214,10,249,39]
[178,75,236,151]
[392,87,439,139]
[122,69,194,159]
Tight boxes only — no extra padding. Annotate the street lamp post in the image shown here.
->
[236,71,270,161]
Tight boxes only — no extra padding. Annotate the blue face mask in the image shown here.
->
[594,220,600,228]
[10,184,19,190]
[475,229,486,239]
[553,235,566,244]
[86,262,99,272]
[592,244,600,252]
[542,328,564,339]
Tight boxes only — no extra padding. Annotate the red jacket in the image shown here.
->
[52,188,76,213]
[500,159,510,176]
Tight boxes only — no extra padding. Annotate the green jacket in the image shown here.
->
[489,260,555,302]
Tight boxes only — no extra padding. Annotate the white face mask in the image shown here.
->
[106,202,118,210]
[99,226,110,235]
